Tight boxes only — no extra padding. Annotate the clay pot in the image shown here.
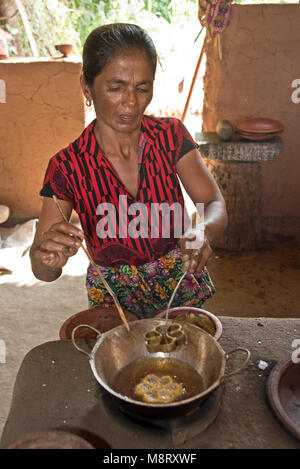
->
[59,306,138,339]
[237,131,280,141]
[55,44,73,57]
[236,118,284,134]
[6,431,95,449]
[266,359,300,442]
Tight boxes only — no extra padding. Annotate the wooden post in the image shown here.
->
[181,36,206,123]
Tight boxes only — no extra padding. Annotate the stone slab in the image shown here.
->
[0,317,299,449]
[195,132,283,162]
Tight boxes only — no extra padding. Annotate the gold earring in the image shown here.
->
[86,98,92,107]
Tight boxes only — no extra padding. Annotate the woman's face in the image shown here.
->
[82,49,155,134]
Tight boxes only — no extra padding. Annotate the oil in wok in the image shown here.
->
[112,357,204,404]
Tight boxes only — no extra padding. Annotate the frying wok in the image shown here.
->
[72,319,250,419]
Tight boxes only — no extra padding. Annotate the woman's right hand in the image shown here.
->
[36,221,84,270]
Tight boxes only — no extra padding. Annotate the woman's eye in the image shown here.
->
[108,87,121,92]
[137,88,149,93]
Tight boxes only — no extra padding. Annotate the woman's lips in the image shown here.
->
[119,114,138,122]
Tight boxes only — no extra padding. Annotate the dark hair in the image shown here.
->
[82,23,157,87]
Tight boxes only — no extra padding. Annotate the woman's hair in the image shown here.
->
[82,23,157,87]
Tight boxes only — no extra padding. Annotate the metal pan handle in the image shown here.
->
[224,347,251,378]
[71,324,102,358]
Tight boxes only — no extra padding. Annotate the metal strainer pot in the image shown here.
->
[72,319,250,419]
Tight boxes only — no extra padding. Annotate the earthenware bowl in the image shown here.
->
[236,117,284,134]
[59,306,138,339]
[266,358,300,441]
[6,431,95,449]
[55,44,73,57]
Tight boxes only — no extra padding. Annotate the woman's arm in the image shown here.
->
[176,148,228,273]
[30,197,84,282]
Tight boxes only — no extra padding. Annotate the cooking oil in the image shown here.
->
[112,357,204,404]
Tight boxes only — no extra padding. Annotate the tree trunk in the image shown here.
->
[204,159,263,251]
[0,0,24,56]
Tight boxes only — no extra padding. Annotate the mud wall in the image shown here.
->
[0,58,84,220]
[203,4,300,234]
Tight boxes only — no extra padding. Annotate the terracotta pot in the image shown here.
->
[237,128,280,136]
[6,431,95,449]
[237,131,280,141]
[236,118,284,134]
[59,306,138,339]
[266,359,300,442]
[55,43,73,57]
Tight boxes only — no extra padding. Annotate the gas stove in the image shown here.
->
[95,384,224,448]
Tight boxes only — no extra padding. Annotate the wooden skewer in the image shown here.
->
[217,34,222,61]
[52,195,130,331]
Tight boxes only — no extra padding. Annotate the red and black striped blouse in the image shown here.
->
[40,115,197,266]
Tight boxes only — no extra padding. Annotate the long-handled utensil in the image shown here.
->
[163,269,188,333]
[52,195,130,331]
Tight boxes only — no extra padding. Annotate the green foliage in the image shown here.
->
[15,0,81,56]
[65,0,147,46]
[151,0,172,22]
[7,0,300,57]
[10,0,199,57]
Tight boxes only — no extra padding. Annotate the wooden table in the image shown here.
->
[196,132,283,251]
[0,317,299,449]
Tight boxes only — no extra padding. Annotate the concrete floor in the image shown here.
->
[0,246,89,437]
[0,228,300,438]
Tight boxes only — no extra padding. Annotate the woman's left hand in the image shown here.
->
[180,224,213,274]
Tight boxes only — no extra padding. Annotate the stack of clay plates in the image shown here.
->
[236,118,284,141]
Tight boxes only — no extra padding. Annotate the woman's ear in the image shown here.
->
[80,74,92,102]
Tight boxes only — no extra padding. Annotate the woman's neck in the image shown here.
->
[94,119,141,160]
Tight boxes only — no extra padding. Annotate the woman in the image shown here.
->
[30,23,227,318]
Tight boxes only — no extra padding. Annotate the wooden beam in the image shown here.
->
[181,36,206,123]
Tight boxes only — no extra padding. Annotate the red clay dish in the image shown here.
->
[55,44,73,57]
[59,306,138,339]
[236,118,284,134]
[237,129,282,137]
[237,132,280,141]
[6,431,96,449]
[266,358,300,442]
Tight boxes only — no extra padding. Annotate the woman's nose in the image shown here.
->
[123,88,137,107]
